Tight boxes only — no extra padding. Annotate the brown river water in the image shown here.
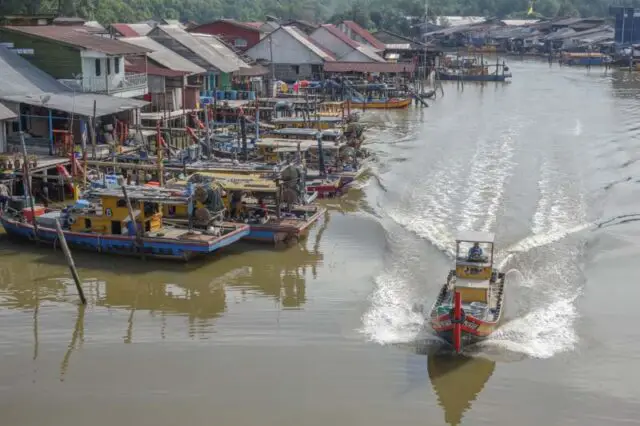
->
[2,59,640,425]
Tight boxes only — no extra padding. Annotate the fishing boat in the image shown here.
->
[429,231,506,352]
[437,55,512,82]
[163,169,325,244]
[346,97,411,109]
[0,186,250,261]
[255,138,366,193]
[559,51,612,66]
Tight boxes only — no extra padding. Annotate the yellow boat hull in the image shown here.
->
[347,98,411,109]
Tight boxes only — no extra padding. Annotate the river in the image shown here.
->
[2,59,640,425]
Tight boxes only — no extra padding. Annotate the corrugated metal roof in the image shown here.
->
[355,45,386,62]
[0,102,17,120]
[324,61,415,73]
[0,46,147,117]
[320,24,360,49]
[191,33,250,69]
[121,36,205,74]
[128,24,153,36]
[111,23,140,37]
[153,25,240,73]
[125,57,189,77]
[341,20,385,50]
[2,25,151,55]
[384,43,412,50]
[282,26,335,61]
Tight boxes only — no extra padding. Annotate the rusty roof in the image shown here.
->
[324,61,415,73]
[341,21,385,50]
[125,57,189,77]
[1,25,151,55]
[319,24,360,49]
[110,23,141,37]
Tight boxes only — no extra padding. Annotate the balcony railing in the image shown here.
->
[59,72,148,95]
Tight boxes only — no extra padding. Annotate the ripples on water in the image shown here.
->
[357,62,640,361]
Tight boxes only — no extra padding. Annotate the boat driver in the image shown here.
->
[467,242,484,262]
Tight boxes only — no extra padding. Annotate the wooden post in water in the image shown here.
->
[20,132,39,240]
[121,186,143,259]
[54,219,86,305]
[240,114,248,162]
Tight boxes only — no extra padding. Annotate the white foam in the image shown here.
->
[359,273,425,344]
[479,296,579,359]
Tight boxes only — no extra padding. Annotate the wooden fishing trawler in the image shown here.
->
[437,55,512,82]
[346,97,412,109]
[559,51,612,66]
[429,232,506,352]
[317,101,346,117]
[163,169,325,244]
[0,186,250,261]
[255,138,364,196]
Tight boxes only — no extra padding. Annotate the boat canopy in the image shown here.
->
[456,231,495,244]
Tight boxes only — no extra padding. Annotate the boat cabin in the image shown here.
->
[164,168,311,222]
[77,187,191,236]
[271,116,343,130]
[255,138,345,167]
[453,231,495,304]
[317,101,345,117]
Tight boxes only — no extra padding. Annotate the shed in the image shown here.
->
[246,26,334,81]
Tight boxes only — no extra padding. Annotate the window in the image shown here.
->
[95,58,101,76]
[114,57,120,74]
[234,38,248,48]
[291,65,300,74]
[107,58,111,75]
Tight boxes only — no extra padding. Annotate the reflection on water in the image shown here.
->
[60,304,85,381]
[0,207,330,352]
[428,355,496,426]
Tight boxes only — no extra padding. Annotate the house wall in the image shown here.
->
[190,22,261,50]
[310,27,352,58]
[246,29,324,65]
[340,48,376,62]
[80,50,125,92]
[273,63,318,81]
[0,29,81,78]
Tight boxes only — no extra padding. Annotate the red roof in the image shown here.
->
[110,23,139,38]
[2,25,150,55]
[324,61,415,73]
[341,20,385,50]
[321,24,360,49]
[193,19,263,33]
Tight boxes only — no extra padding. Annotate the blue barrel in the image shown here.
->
[215,90,224,100]
[248,91,256,100]
[229,90,237,100]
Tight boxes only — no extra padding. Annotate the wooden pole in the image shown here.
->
[156,120,164,186]
[20,132,39,240]
[54,219,86,305]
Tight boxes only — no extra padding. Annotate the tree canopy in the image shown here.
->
[0,0,626,36]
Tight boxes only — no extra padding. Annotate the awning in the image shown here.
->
[324,61,416,73]
[0,93,148,117]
